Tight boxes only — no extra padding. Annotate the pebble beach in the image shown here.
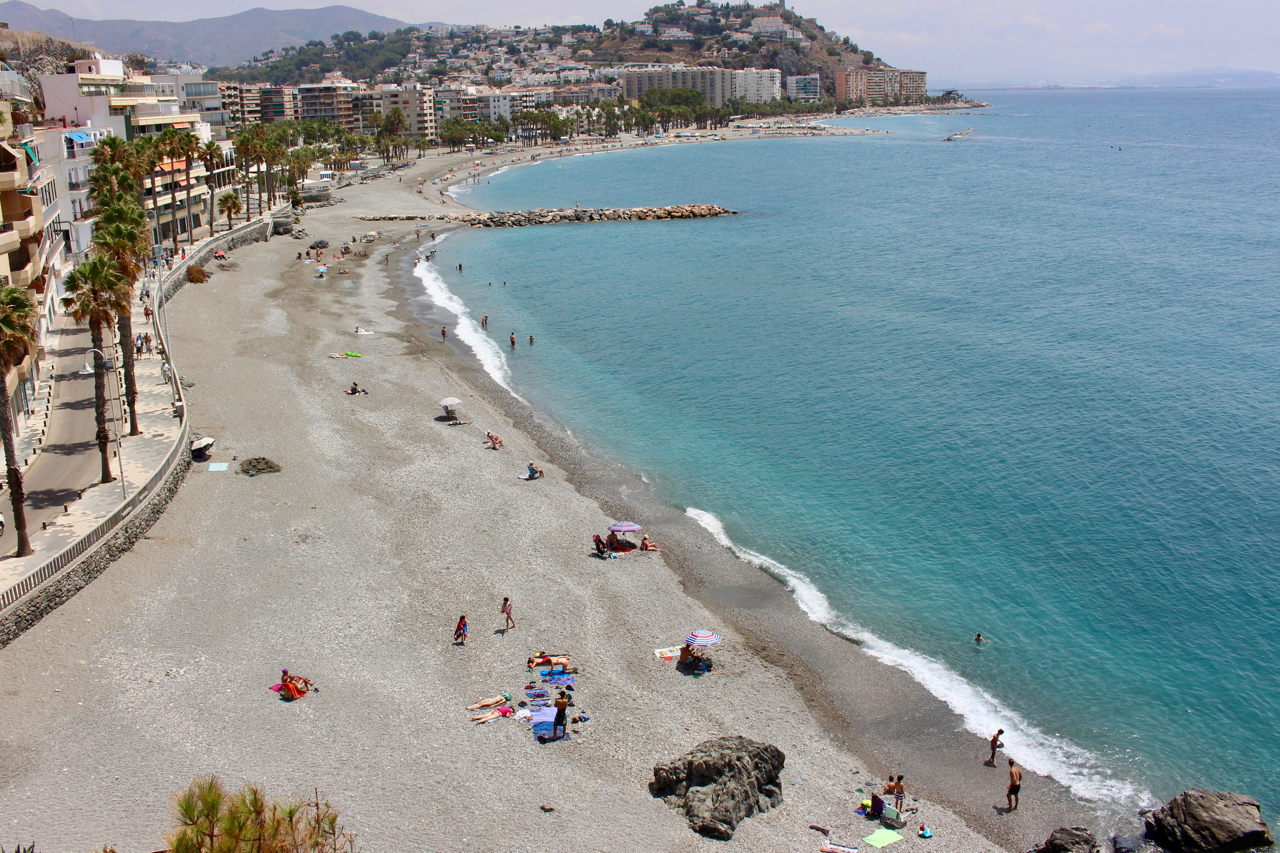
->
[0,144,1102,851]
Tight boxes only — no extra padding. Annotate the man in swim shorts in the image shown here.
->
[1006,759,1022,810]
[989,729,1004,764]
[552,690,569,739]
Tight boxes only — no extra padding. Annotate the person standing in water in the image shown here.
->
[441,326,447,342]
[481,315,488,329]
[510,332,516,349]
[528,335,535,345]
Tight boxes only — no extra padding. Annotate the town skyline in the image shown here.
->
[9,0,1278,85]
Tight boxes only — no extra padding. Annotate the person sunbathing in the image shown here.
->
[527,462,544,479]
[279,669,313,701]
[447,420,472,426]
[640,535,663,552]
[593,534,608,557]
[467,692,512,710]
[470,705,515,724]
[348,383,368,395]
[528,652,577,673]
[605,531,620,551]
[486,431,504,450]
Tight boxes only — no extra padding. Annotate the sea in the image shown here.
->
[415,88,1280,816]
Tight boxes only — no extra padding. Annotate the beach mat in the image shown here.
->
[543,676,574,685]
[863,829,903,848]
[208,462,229,471]
[530,707,558,724]
[654,647,682,661]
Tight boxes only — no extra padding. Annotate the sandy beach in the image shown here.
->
[0,140,1111,851]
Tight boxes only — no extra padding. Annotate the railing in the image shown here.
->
[67,180,89,191]
[0,222,13,233]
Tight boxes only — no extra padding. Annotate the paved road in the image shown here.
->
[0,320,124,558]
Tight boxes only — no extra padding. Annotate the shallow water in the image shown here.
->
[418,88,1280,812]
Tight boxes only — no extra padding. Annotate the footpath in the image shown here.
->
[0,206,282,624]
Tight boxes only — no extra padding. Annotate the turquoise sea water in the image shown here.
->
[417,89,1280,812]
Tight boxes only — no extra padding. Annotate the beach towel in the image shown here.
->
[654,647,682,661]
[543,676,574,685]
[525,688,549,700]
[269,684,283,693]
[863,829,903,849]
[529,707,558,724]
[208,463,229,471]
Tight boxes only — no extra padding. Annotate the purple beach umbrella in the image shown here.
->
[607,521,643,533]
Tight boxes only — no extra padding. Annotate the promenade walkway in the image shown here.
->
[0,293,180,589]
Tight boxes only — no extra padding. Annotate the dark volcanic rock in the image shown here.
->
[652,736,785,840]
[1028,827,1101,853]
[1145,791,1274,853]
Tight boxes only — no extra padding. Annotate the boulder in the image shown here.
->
[1145,791,1274,853]
[1028,827,1102,853]
[652,736,785,840]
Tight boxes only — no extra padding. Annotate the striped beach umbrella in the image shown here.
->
[608,521,643,533]
[686,630,721,647]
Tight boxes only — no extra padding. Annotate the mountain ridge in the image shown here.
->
[0,1,428,66]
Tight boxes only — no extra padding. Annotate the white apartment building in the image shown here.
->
[40,58,213,247]
[40,124,115,260]
[732,68,782,103]
[785,73,822,103]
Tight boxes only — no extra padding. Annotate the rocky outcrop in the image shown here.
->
[355,204,738,227]
[651,736,785,841]
[1145,791,1274,853]
[1028,827,1102,853]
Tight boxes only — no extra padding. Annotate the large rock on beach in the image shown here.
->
[651,736,785,840]
[1145,791,1274,853]
[1028,827,1102,853]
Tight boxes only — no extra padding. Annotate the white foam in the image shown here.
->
[684,506,1154,810]
[412,258,527,404]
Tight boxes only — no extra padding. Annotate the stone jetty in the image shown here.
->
[355,204,737,227]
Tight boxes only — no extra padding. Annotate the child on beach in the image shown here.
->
[501,597,515,630]
[454,615,468,645]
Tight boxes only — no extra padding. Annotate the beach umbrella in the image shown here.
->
[439,397,463,407]
[316,266,328,273]
[608,521,643,533]
[685,630,721,647]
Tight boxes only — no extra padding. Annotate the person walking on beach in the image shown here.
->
[441,326,447,342]
[989,729,1004,765]
[500,597,515,631]
[453,615,468,645]
[1006,759,1022,810]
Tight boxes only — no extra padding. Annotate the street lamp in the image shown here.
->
[82,347,127,500]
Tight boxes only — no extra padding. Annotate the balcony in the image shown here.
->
[67,179,90,192]
[13,208,43,240]
[7,246,33,288]
[0,221,17,254]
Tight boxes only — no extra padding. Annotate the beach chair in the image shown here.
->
[880,804,908,830]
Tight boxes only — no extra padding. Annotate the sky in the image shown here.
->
[27,0,1280,84]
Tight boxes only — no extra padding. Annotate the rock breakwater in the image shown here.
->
[356,204,737,227]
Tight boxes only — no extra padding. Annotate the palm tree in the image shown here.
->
[217,191,241,231]
[200,139,222,235]
[93,210,148,436]
[174,131,201,245]
[129,137,160,242]
[62,256,130,484]
[156,128,183,253]
[0,284,38,556]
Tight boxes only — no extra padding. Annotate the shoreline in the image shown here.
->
[389,139,1143,844]
[0,135,1130,851]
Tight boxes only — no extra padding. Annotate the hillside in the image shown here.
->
[0,1,420,66]
[0,27,98,109]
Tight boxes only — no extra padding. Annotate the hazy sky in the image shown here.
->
[31,0,1278,83]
